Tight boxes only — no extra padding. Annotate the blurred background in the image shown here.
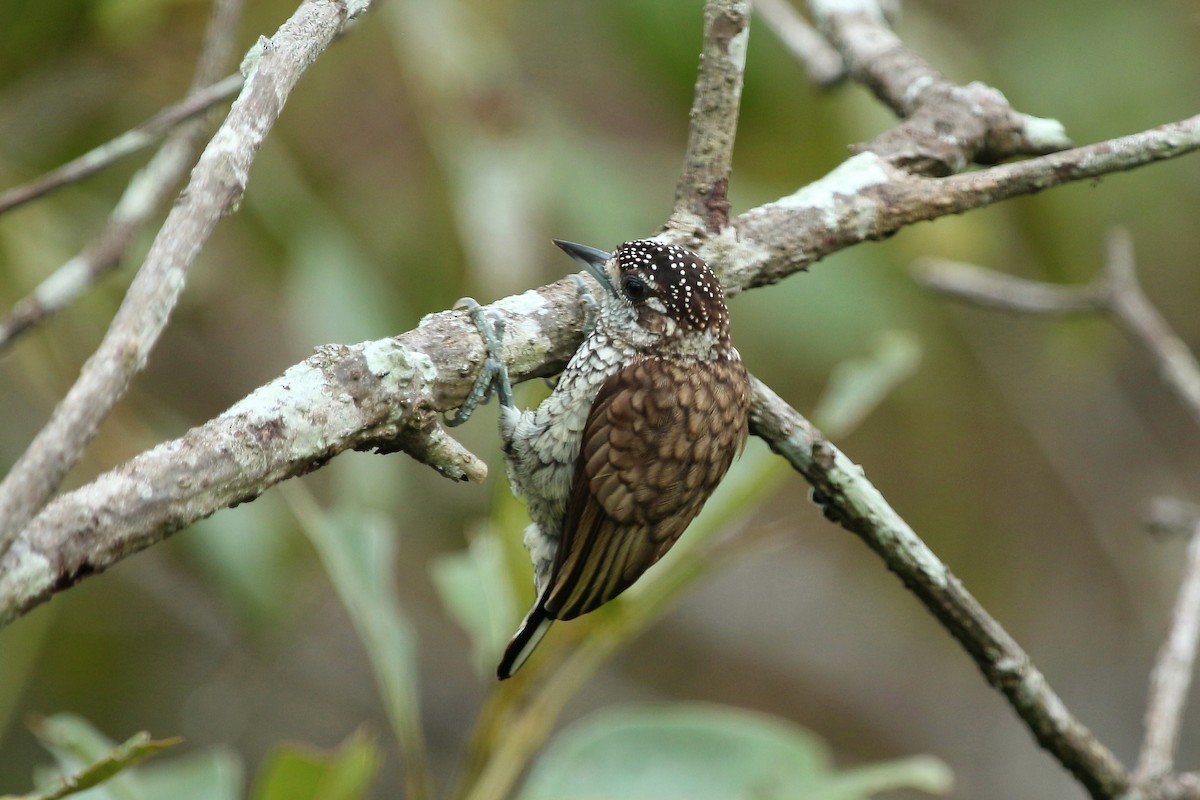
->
[1,0,1199,796]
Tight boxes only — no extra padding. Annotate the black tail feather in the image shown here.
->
[497,604,554,679]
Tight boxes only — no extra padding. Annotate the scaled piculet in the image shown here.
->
[454,239,750,679]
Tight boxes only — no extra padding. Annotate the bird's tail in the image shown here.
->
[497,603,554,680]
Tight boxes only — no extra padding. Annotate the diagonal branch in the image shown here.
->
[913,229,1200,794]
[1102,229,1200,433]
[747,377,1131,799]
[0,74,243,218]
[1138,521,1200,783]
[0,0,379,562]
[0,280,591,627]
[915,228,1200,433]
[0,0,245,354]
[753,0,843,85]
[725,114,1200,290]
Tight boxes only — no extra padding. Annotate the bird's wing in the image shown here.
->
[542,357,748,620]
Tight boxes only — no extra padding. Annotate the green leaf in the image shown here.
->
[286,486,433,799]
[249,729,381,800]
[518,703,952,800]
[812,330,923,438]
[430,522,518,676]
[11,714,181,800]
[185,494,297,628]
[137,748,243,800]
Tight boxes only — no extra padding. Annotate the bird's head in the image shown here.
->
[554,238,733,358]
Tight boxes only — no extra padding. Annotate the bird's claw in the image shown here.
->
[446,298,513,427]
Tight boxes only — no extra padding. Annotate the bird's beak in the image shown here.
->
[553,239,615,296]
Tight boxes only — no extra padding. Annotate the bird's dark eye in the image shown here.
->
[622,276,647,301]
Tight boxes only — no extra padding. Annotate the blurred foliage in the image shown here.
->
[517,703,952,800]
[1,0,1199,798]
[248,729,381,800]
[6,713,376,800]
[9,714,181,800]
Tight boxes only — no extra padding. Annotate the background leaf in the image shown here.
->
[136,748,242,800]
[430,521,518,676]
[286,487,432,800]
[13,714,180,800]
[248,729,380,800]
[812,330,923,439]
[518,703,952,800]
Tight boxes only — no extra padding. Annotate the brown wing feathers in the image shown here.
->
[542,357,748,620]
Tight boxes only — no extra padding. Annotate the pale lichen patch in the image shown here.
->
[773,152,890,231]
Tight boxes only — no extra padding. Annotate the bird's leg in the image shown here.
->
[445,298,513,427]
[544,275,600,390]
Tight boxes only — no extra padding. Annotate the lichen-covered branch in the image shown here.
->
[672,0,751,231]
[807,0,1070,173]
[746,377,1132,799]
[0,279,594,627]
[0,0,378,561]
[3,112,1200,628]
[721,114,1200,289]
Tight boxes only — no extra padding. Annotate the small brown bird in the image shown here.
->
[451,239,750,679]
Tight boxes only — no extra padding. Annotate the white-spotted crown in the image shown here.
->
[610,240,731,341]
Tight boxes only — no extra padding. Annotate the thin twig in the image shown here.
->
[753,0,844,85]
[0,0,245,353]
[747,377,1131,799]
[672,0,751,232]
[0,0,378,561]
[913,229,1200,435]
[1102,229,1200,432]
[914,258,1108,315]
[807,0,1070,173]
[1148,499,1200,540]
[0,74,243,217]
[1137,520,1200,782]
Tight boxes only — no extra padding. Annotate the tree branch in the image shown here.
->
[0,0,378,561]
[2,113,1199,626]
[726,115,1200,290]
[0,0,245,353]
[672,0,751,232]
[1137,520,1200,783]
[0,280,594,627]
[913,229,1200,796]
[0,74,243,218]
[753,0,844,85]
[1102,229,1200,433]
[747,377,1131,799]
[915,228,1200,433]
[807,0,1070,173]
[913,257,1108,314]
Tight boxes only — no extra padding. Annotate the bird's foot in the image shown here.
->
[446,298,513,427]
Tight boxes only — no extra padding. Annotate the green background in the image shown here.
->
[1,0,1198,797]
